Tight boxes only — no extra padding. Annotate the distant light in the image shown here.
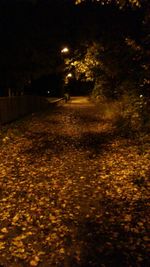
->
[47,91,50,94]
[67,73,72,78]
[61,47,69,53]
[140,94,143,98]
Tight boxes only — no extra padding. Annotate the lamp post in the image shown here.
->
[60,46,70,97]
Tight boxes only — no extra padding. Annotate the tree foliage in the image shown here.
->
[64,0,149,99]
[0,0,149,97]
[75,0,142,8]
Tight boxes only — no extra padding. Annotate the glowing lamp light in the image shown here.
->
[61,47,69,53]
[67,73,72,78]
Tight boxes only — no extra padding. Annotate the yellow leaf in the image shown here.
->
[59,248,65,254]
[12,214,20,223]
[30,256,40,266]
[0,241,5,250]
[1,227,8,233]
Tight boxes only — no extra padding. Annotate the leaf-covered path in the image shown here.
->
[0,97,149,267]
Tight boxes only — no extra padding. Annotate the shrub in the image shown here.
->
[116,92,149,135]
[93,90,149,135]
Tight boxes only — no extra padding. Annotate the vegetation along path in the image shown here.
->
[0,97,149,267]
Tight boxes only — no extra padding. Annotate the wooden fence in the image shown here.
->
[0,95,49,124]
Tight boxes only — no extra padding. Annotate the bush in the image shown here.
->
[93,91,150,135]
[116,92,149,135]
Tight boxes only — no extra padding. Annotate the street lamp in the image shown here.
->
[61,47,69,54]
[67,73,72,78]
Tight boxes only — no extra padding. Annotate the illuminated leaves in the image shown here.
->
[0,99,149,266]
[29,256,40,266]
[65,42,103,81]
[75,0,141,7]
[125,38,142,51]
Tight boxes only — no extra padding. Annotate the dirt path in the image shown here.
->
[0,97,149,267]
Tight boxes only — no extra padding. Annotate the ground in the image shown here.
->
[0,97,149,267]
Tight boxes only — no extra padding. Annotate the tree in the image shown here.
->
[75,0,142,8]
[63,0,149,99]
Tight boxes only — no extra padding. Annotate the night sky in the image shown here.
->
[0,0,143,51]
[0,0,147,96]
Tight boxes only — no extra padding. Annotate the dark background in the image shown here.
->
[0,0,148,96]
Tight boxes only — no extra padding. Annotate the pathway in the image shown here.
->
[0,97,149,267]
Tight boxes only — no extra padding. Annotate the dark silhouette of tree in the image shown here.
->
[0,0,149,97]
